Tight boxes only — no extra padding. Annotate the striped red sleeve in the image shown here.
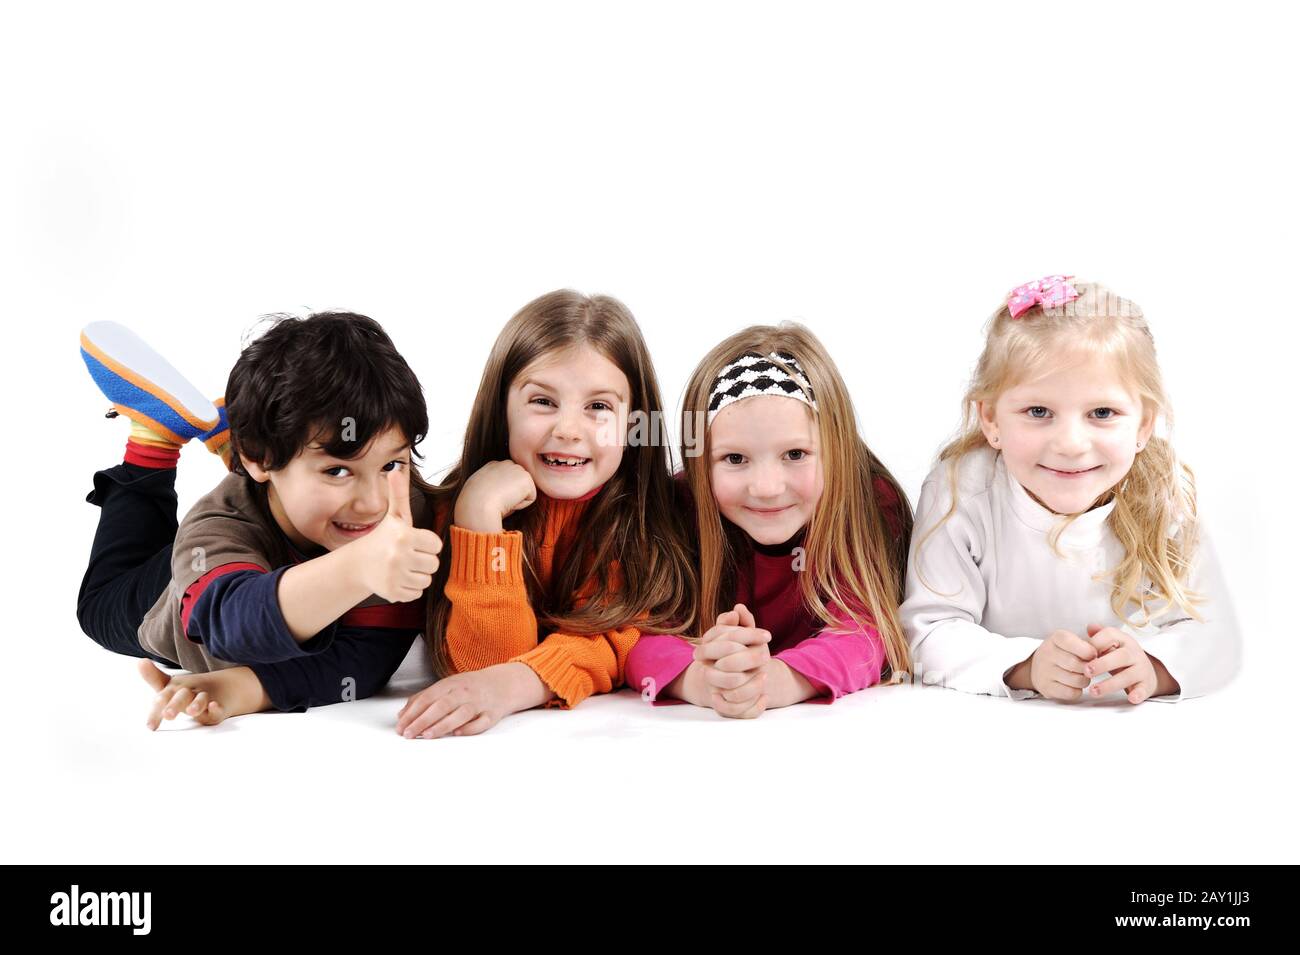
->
[180,562,266,636]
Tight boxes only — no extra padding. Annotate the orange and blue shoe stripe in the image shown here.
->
[79,332,216,445]
[200,397,229,452]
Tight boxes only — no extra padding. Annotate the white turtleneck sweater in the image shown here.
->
[900,447,1240,702]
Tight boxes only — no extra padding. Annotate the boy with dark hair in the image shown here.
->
[77,313,442,728]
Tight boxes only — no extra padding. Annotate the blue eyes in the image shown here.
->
[1024,407,1118,420]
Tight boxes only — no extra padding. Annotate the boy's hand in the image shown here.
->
[454,460,537,533]
[139,660,269,731]
[395,663,529,739]
[1027,629,1098,701]
[352,467,442,603]
[1082,624,1171,704]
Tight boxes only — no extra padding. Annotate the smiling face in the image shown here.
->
[979,353,1155,516]
[505,344,632,500]
[241,424,412,553]
[709,394,824,546]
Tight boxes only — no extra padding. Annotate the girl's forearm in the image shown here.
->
[501,662,557,711]
[667,659,816,708]
[665,661,712,706]
[767,659,818,708]
[1149,654,1180,697]
[1004,649,1180,697]
[1004,656,1034,691]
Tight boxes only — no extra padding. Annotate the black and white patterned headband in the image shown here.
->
[707,350,817,425]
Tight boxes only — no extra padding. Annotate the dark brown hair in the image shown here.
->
[226,311,428,472]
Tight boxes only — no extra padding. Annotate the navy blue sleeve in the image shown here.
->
[185,566,337,664]
[247,627,419,713]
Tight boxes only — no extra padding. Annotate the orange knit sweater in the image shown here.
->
[442,494,639,709]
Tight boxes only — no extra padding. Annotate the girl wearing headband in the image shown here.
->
[626,323,913,717]
[395,290,695,738]
[901,277,1240,703]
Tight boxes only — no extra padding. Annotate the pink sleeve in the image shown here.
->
[625,634,695,706]
[774,608,886,704]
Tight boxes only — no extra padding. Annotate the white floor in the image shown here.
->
[6,0,1295,864]
[8,636,1291,864]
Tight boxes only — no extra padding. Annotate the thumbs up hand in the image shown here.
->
[352,466,443,603]
[384,464,414,526]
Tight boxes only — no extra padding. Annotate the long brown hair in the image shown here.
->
[920,281,1202,624]
[425,290,695,674]
[680,323,914,678]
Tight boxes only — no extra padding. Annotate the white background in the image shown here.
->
[2,1,1296,863]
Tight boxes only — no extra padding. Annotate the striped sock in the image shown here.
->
[125,418,182,469]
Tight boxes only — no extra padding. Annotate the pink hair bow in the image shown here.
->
[1006,275,1079,319]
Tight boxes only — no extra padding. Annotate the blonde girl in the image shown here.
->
[627,323,913,717]
[901,276,1240,703]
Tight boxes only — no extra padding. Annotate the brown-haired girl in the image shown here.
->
[626,323,913,717]
[396,289,694,737]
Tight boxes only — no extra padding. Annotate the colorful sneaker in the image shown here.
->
[80,322,218,444]
[199,397,233,467]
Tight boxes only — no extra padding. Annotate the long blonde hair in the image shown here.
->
[681,323,914,678]
[926,281,1201,624]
